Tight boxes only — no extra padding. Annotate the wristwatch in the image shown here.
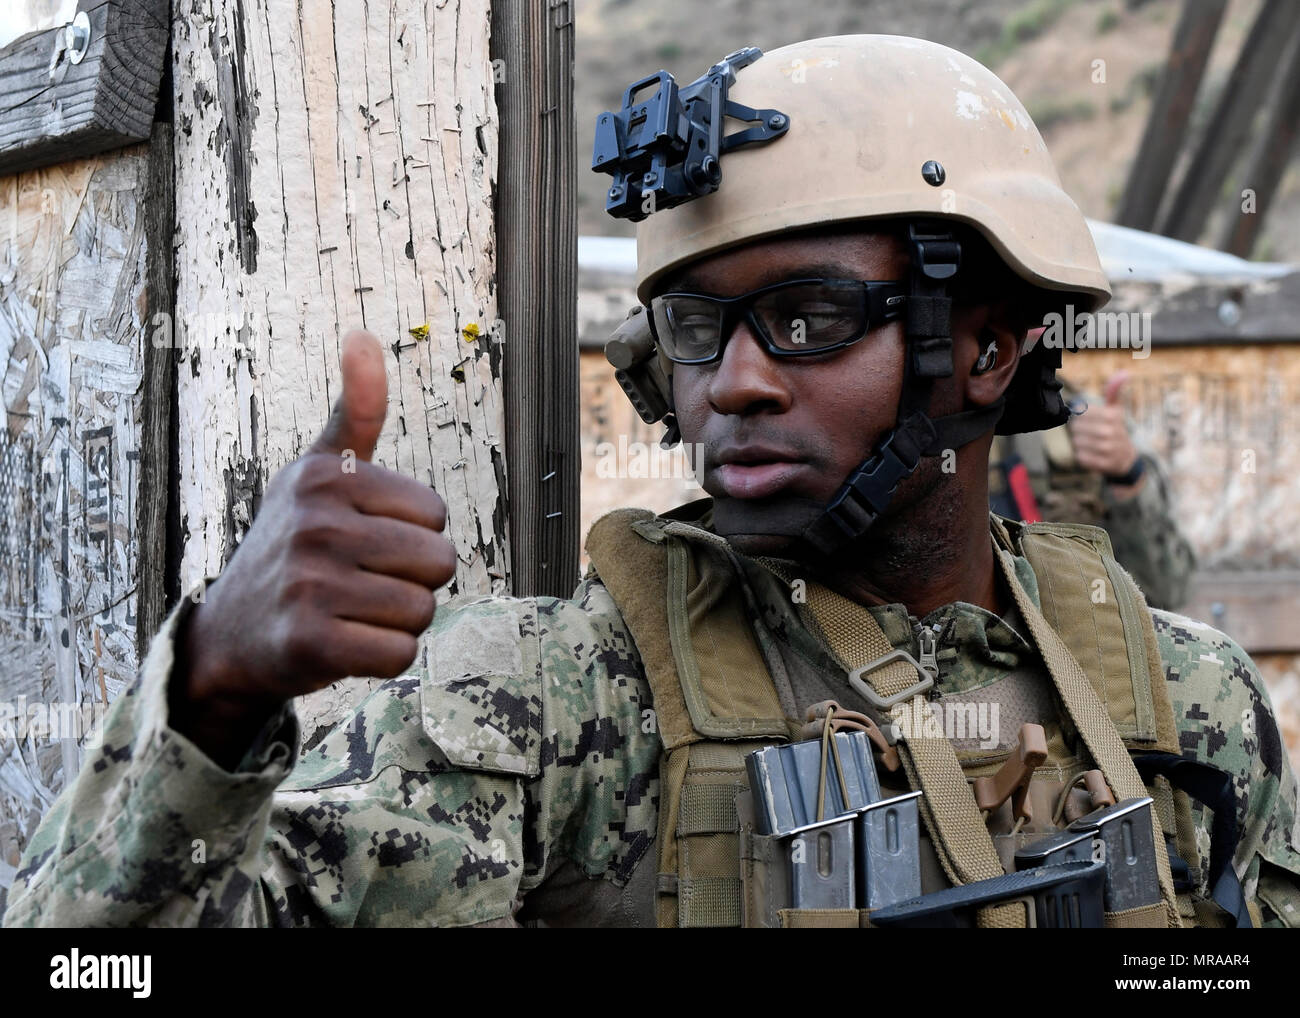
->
[1104,455,1146,487]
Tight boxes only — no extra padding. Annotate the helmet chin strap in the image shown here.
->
[709,221,1005,556]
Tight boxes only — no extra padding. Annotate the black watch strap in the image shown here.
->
[1104,455,1146,486]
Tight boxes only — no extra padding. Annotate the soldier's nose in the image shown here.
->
[707,320,792,417]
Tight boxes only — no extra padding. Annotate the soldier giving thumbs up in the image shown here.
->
[1067,370,1145,495]
[170,330,458,768]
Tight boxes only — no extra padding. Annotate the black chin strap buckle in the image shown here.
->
[802,413,937,556]
[906,222,960,380]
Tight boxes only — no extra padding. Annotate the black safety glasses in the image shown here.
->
[648,278,907,365]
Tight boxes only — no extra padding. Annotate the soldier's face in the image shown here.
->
[666,229,910,555]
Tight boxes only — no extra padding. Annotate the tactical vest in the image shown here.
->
[585,502,1241,929]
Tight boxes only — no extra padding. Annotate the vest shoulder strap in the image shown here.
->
[997,517,1179,754]
[585,508,693,751]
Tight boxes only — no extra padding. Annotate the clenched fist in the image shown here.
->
[171,330,457,766]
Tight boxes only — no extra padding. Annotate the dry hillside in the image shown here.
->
[575,0,1298,262]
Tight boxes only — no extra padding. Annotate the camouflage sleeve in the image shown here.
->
[3,578,659,928]
[1154,609,1300,927]
[1103,453,1197,611]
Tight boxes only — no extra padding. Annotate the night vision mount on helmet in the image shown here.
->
[593,37,1112,557]
[592,47,790,222]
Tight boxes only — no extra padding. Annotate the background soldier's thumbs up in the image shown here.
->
[171,330,457,768]
[1102,370,1130,408]
[1069,369,1141,482]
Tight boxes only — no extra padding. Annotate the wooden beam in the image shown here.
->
[1218,30,1300,258]
[1106,270,1300,346]
[136,120,174,653]
[0,0,167,177]
[1160,0,1300,243]
[1183,571,1300,654]
[1115,0,1227,231]
[492,0,581,598]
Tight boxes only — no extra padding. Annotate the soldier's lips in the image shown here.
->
[713,461,808,499]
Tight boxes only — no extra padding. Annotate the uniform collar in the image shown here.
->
[648,498,1041,695]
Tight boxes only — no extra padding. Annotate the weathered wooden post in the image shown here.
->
[491,0,580,599]
[168,0,507,738]
[1159,0,1300,244]
[0,0,572,912]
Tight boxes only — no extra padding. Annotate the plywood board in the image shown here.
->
[0,145,151,897]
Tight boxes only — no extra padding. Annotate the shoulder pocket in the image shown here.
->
[1017,522,1174,749]
[420,597,543,778]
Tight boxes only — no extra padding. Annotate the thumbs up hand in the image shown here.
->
[1067,370,1142,487]
[171,330,456,766]
[308,326,391,462]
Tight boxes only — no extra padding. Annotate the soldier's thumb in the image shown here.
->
[1103,371,1130,407]
[310,330,387,462]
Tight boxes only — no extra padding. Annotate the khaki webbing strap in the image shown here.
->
[796,577,1025,929]
[678,783,740,837]
[655,746,690,928]
[675,745,749,927]
[1105,902,1169,928]
[778,908,866,928]
[991,516,1180,754]
[658,741,765,927]
[993,546,1183,928]
[679,876,742,927]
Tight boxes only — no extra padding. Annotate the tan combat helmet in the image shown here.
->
[594,36,1110,552]
[633,34,1109,312]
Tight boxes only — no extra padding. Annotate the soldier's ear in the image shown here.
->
[959,303,1023,406]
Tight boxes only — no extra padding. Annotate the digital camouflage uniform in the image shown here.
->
[4,511,1298,928]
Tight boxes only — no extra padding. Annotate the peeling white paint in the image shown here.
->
[172,0,502,730]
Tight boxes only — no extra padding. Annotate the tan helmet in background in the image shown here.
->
[634,34,1110,313]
